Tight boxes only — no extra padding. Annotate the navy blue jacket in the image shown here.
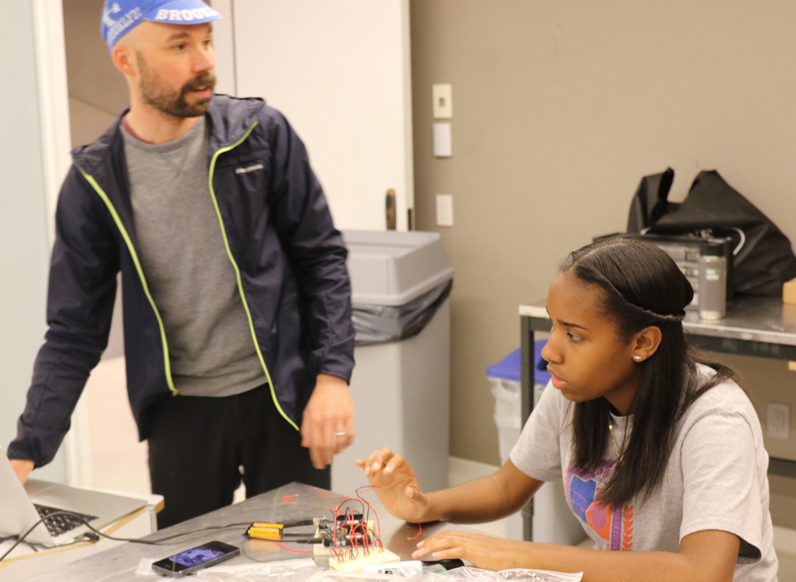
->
[9,96,356,467]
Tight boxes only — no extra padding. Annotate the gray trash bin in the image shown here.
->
[332,230,453,496]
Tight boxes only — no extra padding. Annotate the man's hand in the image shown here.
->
[301,374,354,469]
[355,448,433,524]
[10,459,34,484]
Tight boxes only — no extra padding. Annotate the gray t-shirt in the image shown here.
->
[122,117,266,396]
[510,364,777,581]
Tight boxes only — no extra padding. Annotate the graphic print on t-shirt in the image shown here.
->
[565,460,634,551]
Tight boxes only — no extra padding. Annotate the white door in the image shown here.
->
[212,0,414,231]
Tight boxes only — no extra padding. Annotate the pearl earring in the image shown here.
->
[633,355,642,361]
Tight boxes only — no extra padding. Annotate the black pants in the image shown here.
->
[148,384,330,529]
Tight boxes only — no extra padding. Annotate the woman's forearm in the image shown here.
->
[520,541,735,582]
[424,462,543,524]
[412,529,738,582]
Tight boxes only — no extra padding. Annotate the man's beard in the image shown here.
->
[137,54,216,118]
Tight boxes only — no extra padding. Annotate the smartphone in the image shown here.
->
[151,540,240,577]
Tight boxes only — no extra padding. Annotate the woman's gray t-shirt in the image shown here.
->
[510,364,777,581]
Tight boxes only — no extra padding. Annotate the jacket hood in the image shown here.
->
[71,94,266,174]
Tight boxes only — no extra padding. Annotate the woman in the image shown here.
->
[357,237,777,581]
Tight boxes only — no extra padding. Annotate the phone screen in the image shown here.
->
[153,541,239,575]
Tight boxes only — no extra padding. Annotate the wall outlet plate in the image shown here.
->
[436,194,453,227]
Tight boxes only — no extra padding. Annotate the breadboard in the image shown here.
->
[329,549,400,572]
[313,519,377,557]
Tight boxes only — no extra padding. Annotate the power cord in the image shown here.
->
[0,511,255,562]
[0,513,74,562]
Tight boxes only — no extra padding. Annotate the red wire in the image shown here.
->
[329,543,341,561]
[326,488,386,562]
[409,523,422,540]
[355,490,383,548]
[354,521,371,554]
[282,494,297,505]
[331,509,343,561]
[347,509,360,560]
[276,542,312,554]
[329,497,354,562]
[357,486,381,495]
[343,510,353,560]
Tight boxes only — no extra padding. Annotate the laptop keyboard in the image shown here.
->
[34,504,98,537]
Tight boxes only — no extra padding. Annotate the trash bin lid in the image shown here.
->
[486,341,550,385]
[343,230,454,306]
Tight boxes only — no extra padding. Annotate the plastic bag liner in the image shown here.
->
[353,279,453,346]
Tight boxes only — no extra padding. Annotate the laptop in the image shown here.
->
[0,449,149,547]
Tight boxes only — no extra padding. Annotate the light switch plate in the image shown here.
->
[768,402,790,440]
[433,84,452,119]
[436,194,453,227]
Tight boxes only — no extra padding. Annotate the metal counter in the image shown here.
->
[26,483,446,582]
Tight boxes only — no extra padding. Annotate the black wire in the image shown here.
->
[241,543,274,563]
[0,534,40,556]
[94,521,255,544]
[240,542,315,563]
[0,511,258,562]
[3,507,369,563]
[0,516,57,562]
[0,511,168,562]
[290,537,323,544]
[337,499,365,516]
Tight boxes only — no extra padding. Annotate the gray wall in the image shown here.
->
[0,2,65,481]
[410,0,796,525]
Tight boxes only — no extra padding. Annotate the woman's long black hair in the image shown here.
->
[560,236,736,507]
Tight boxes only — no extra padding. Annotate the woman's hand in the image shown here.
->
[411,530,534,571]
[412,529,741,580]
[355,448,434,523]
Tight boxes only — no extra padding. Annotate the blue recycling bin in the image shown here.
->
[486,341,549,464]
[486,340,585,545]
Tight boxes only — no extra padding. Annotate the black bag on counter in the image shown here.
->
[626,167,677,233]
[628,169,796,296]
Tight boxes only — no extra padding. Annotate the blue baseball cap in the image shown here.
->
[101,0,222,52]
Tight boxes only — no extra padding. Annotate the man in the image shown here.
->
[8,0,356,528]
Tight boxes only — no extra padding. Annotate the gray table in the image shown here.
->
[519,295,796,538]
[26,483,446,582]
